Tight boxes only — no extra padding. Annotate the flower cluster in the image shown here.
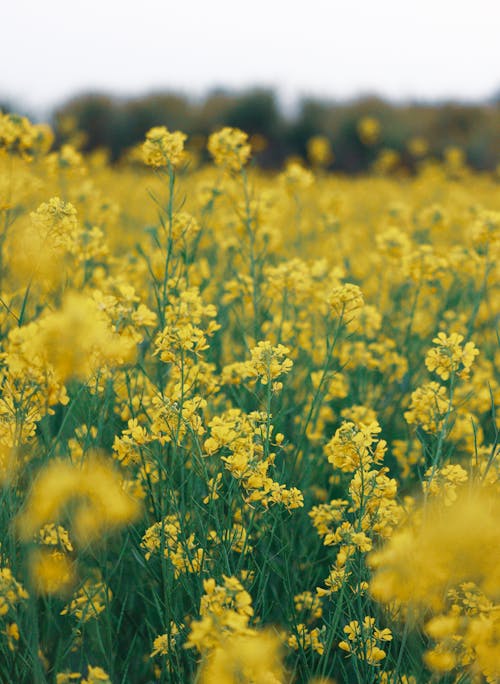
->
[207,127,251,171]
[0,111,498,682]
[142,126,187,168]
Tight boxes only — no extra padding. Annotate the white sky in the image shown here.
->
[2,0,500,116]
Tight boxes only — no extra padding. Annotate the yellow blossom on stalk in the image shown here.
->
[288,624,325,655]
[0,113,35,151]
[207,127,251,172]
[7,202,81,291]
[61,577,111,622]
[339,616,392,665]
[423,464,468,506]
[324,420,386,473]
[30,196,79,250]
[170,211,201,241]
[293,591,323,620]
[404,381,450,433]
[248,341,293,388]
[142,126,187,168]
[2,622,20,652]
[328,283,364,320]
[153,286,220,364]
[203,408,302,511]
[0,568,29,616]
[37,523,73,551]
[141,514,203,577]
[425,332,479,380]
[186,576,254,654]
[150,623,183,657]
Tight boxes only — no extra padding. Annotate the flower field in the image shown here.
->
[0,113,499,683]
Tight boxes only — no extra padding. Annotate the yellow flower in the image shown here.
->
[29,548,76,596]
[83,666,111,684]
[150,623,183,657]
[16,453,141,545]
[307,135,334,167]
[197,630,284,684]
[61,577,111,622]
[142,126,187,168]
[208,127,251,172]
[339,617,391,665]
[425,332,479,380]
[357,117,380,145]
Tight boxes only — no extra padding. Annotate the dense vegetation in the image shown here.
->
[0,113,499,683]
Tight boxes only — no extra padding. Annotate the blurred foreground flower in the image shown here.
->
[17,453,141,545]
[370,483,500,679]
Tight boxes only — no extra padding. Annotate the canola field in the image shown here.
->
[0,114,499,684]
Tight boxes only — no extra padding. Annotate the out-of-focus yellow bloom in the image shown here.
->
[207,127,251,172]
[142,126,187,168]
[29,291,137,382]
[280,160,314,191]
[358,117,380,145]
[29,548,76,596]
[197,630,284,684]
[407,136,429,157]
[370,484,500,611]
[17,453,141,545]
[307,135,334,168]
[0,112,53,157]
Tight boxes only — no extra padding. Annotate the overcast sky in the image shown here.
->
[2,0,500,116]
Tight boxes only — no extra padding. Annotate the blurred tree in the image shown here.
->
[48,90,500,171]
